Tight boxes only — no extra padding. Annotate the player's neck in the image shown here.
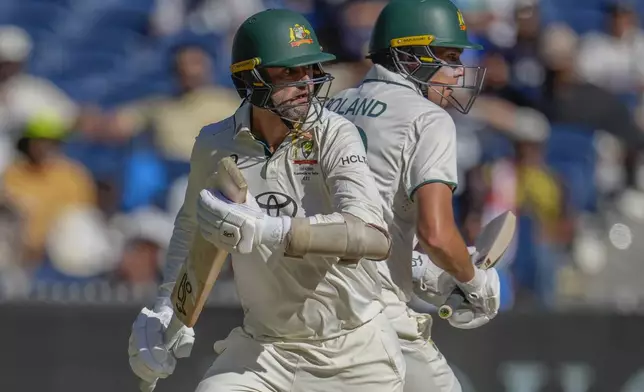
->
[251,106,290,153]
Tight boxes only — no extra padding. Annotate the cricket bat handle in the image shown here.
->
[438,288,467,319]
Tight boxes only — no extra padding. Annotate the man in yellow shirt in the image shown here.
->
[115,45,241,163]
[2,113,97,267]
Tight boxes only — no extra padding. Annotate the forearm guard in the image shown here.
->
[284,213,391,261]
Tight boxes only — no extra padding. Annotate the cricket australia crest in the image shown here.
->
[289,24,314,47]
[291,133,319,181]
[292,133,318,165]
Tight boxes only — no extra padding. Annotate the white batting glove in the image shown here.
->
[128,298,195,386]
[412,246,477,307]
[439,266,501,322]
[412,247,499,329]
[196,189,292,254]
[446,305,496,330]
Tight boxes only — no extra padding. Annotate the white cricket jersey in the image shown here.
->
[160,101,387,341]
[327,65,458,307]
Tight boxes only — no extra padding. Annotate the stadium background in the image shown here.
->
[1,0,644,391]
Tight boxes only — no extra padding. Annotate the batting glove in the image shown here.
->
[412,247,499,329]
[196,189,292,254]
[439,266,501,323]
[412,246,477,307]
[128,297,195,388]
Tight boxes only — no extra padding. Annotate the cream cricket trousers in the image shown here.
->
[383,290,462,392]
[195,312,405,392]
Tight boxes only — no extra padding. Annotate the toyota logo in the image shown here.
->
[255,192,298,217]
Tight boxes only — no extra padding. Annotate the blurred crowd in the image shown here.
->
[1,0,644,311]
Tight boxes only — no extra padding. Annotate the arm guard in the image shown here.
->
[284,213,391,261]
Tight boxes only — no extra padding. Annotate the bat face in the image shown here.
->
[473,211,516,270]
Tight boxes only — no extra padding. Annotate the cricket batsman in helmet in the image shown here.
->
[128,8,406,392]
[328,0,501,390]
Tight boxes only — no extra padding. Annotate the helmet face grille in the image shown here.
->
[232,64,335,126]
[390,46,486,114]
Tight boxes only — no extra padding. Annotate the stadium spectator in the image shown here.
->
[541,24,644,195]
[187,0,266,35]
[1,113,97,268]
[479,49,537,109]
[108,207,173,285]
[0,26,76,131]
[494,2,547,106]
[324,0,387,96]
[0,25,77,172]
[150,0,190,36]
[577,3,644,98]
[115,44,239,165]
[41,206,118,283]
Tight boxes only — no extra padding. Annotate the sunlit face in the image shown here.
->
[264,65,316,121]
[426,47,465,108]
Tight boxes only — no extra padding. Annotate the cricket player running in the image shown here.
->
[127,8,406,392]
[327,0,501,391]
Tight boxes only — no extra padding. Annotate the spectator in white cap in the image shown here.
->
[0,25,77,152]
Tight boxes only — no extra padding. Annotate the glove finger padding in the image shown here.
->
[170,328,195,358]
[411,247,479,307]
[129,309,177,382]
[456,268,501,317]
[128,306,197,384]
[129,353,175,383]
[478,269,501,315]
[448,309,492,330]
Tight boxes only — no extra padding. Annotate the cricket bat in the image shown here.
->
[139,157,247,392]
[437,210,516,320]
[171,156,248,327]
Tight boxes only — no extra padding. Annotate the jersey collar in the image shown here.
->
[232,101,252,139]
[231,101,274,156]
[232,100,320,158]
[361,64,423,95]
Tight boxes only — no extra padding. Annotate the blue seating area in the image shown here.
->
[0,0,639,109]
[543,0,644,33]
[2,0,634,218]
[1,0,221,106]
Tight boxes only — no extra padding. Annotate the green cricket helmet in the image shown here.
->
[368,0,486,114]
[230,9,335,122]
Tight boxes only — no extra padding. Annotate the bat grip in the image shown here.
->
[438,287,467,319]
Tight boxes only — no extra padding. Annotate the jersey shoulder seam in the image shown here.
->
[198,115,235,140]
